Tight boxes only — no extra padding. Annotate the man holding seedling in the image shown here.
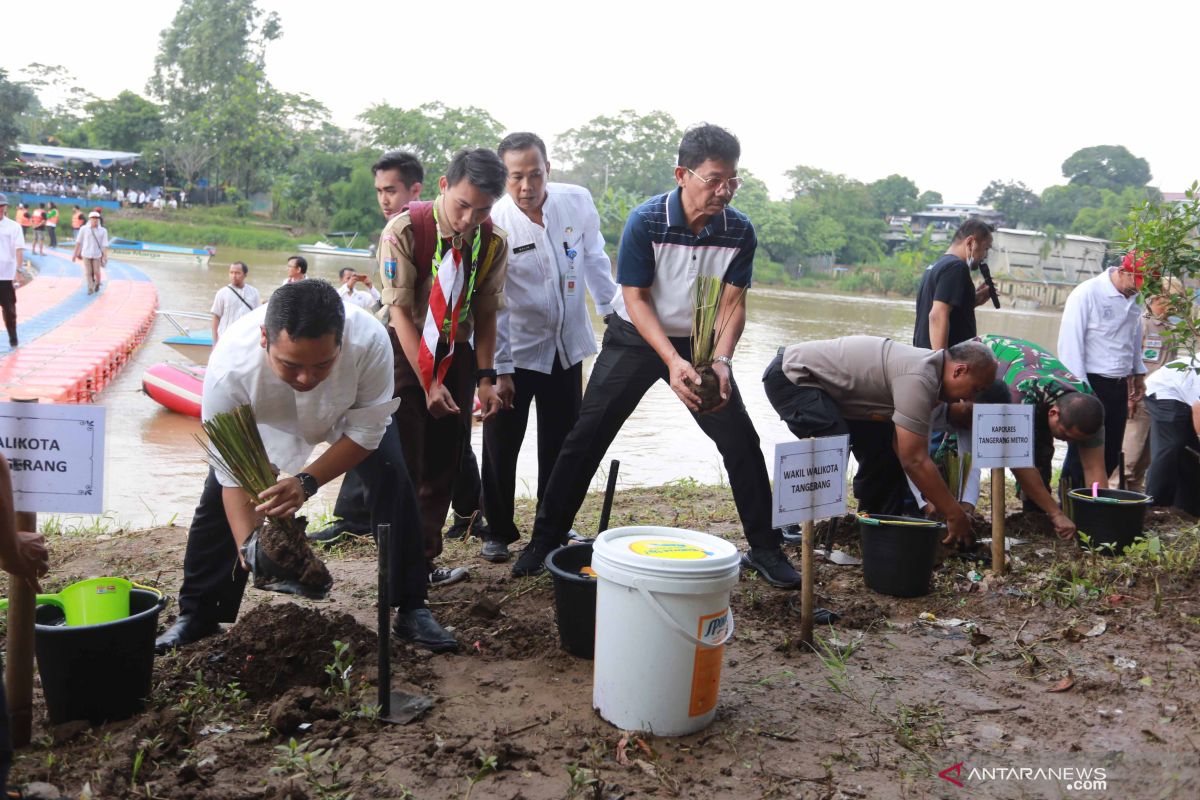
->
[156,280,458,654]
[511,124,800,588]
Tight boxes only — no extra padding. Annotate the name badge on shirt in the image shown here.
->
[513,242,536,254]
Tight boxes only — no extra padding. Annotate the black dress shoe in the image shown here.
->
[392,608,458,653]
[154,615,220,655]
[480,539,511,563]
[511,538,558,577]
[741,547,802,589]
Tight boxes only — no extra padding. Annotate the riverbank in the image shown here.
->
[6,481,1198,799]
[99,206,316,252]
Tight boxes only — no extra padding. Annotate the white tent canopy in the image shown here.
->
[17,144,141,168]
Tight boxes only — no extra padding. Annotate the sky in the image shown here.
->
[5,0,1197,202]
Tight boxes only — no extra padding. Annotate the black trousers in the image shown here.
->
[1145,396,1200,514]
[763,355,913,515]
[1063,374,1129,492]
[529,316,777,549]
[178,424,428,620]
[334,419,482,531]
[47,225,57,248]
[482,360,583,544]
[0,282,15,344]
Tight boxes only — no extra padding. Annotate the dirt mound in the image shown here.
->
[201,603,378,699]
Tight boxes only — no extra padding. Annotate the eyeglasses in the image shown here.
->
[686,169,744,195]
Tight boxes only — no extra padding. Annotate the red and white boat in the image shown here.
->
[142,362,204,418]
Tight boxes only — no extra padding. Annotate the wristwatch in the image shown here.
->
[714,355,734,369]
[295,472,319,500]
[476,368,498,386]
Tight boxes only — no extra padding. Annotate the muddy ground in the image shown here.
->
[4,482,1199,800]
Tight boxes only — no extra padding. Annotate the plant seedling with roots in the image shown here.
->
[688,276,745,413]
[197,403,332,597]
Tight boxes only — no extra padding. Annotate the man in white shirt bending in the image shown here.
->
[1144,358,1200,515]
[155,280,458,654]
[479,132,619,563]
[1057,254,1147,488]
[336,267,381,312]
[211,261,261,345]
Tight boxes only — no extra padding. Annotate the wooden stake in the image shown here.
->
[800,520,815,647]
[6,509,36,747]
[991,468,1005,575]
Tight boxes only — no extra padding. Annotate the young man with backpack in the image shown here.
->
[376,148,510,594]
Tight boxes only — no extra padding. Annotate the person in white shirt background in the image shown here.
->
[0,194,24,348]
[71,210,108,294]
[1144,357,1200,515]
[1056,254,1147,488]
[478,132,619,563]
[283,254,307,285]
[211,261,261,345]
[336,266,381,312]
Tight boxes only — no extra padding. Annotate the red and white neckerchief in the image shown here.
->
[417,205,480,392]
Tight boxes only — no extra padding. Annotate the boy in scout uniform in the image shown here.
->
[377,147,511,587]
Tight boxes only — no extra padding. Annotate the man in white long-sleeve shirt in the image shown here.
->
[479,132,620,562]
[0,195,23,348]
[155,280,458,654]
[336,267,382,312]
[1056,255,1147,487]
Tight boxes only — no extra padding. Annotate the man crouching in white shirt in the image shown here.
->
[155,280,458,654]
[478,132,620,563]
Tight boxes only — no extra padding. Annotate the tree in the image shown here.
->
[868,174,919,217]
[1062,145,1151,191]
[785,164,883,263]
[82,91,164,152]
[358,101,505,184]
[328,165,380,235]
[730,173,801,268]
[0,69,35,163]
[1071,186,1160,241]
[149,0,281,118]
[1038,183,1104,230]
[791,197,847,258]
[916,190,943,208]
[978,180,1041,228]
[555,110,680,199]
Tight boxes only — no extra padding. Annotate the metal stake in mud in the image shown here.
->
[598,459,620,535]
[376,522,434,725]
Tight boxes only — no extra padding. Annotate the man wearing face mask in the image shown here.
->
[377,148,511,592]
[912,219,996,350]
[1057,252,1149,489]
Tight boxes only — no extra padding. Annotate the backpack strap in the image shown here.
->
[406,200,436,285]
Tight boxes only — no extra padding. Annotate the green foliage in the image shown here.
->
[1062,144,1152,191]
[359,101,505,183]
[0,69,36,162]
[868,173,920,216]
[324,640,354,701]
[556,109,680,198]
[328,165,382,236]
[105,217,302,250]
[979,180,1041,228]
[1119,182,1200,360]
[81,91,164,152]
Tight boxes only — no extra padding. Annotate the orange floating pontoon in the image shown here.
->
[0,250,158,403]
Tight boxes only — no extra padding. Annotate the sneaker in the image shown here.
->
[445,512,490,540]
[741,547,802,589]
[392,607,459,653]
[511,538,558,577]
[429,565,469,588]
[480,539,511,563]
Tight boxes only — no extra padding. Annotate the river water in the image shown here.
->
[95,248,1065,528]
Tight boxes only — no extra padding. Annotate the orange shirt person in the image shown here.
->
[14,206,30,242]
[71,206,85,233]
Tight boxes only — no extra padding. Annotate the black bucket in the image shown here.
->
[1068,488,1153,555]
[34,588,166,725]
[545,543,596,659]
[858,514,944,598]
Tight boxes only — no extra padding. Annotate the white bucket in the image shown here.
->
[591,526,740,735]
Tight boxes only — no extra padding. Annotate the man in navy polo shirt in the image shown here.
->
[511,124,799,588]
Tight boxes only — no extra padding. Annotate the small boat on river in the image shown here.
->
[109,238,214,268]
[142,362,204,418]
[298,231,374,260]
[157,309,213,365]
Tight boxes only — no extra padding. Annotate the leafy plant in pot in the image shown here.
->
[687,276,744,413]
[196,404,332,598]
